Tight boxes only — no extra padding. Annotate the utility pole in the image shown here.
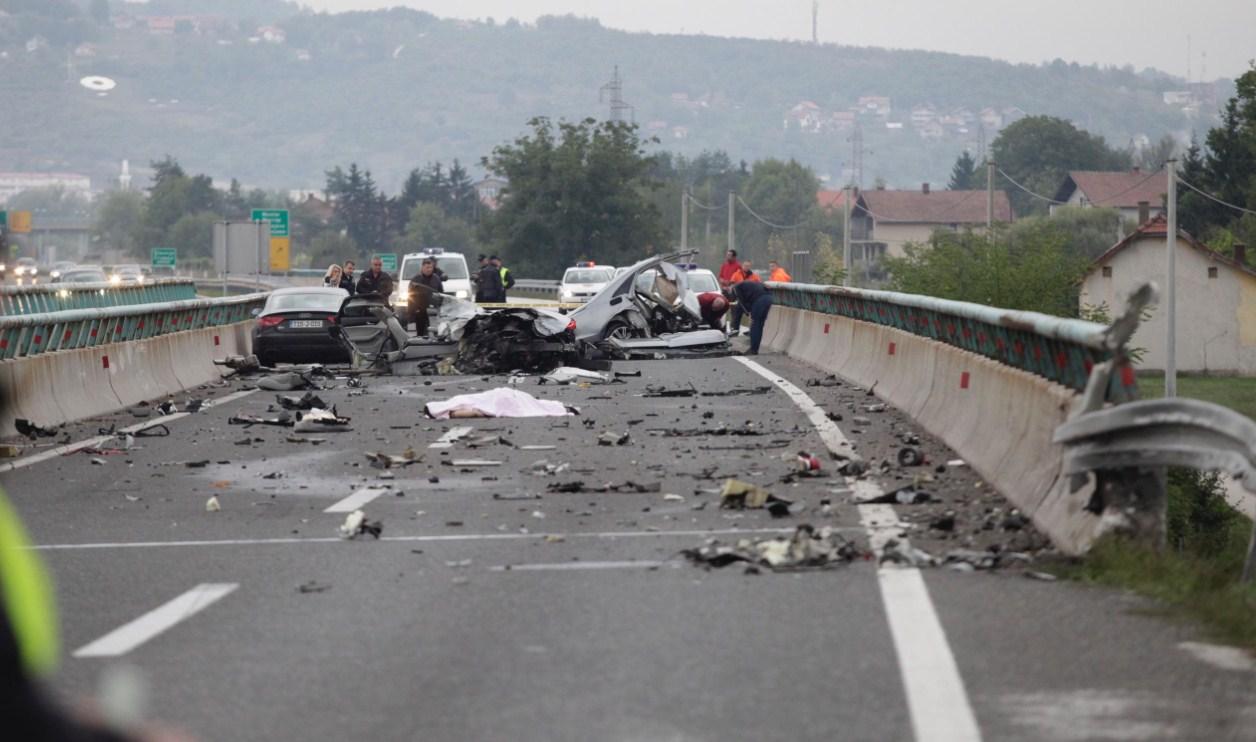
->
[986,159,997,234]
[680,190,689,252]
[1166,160,1178,398]
[812,0,818,44]
[842,184,852,287]
[727,191,735,257]
[599,66,634,124]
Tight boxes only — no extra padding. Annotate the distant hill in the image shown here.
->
[0,2,1230,192]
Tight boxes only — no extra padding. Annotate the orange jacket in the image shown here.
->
[731,268,761,283]
[769,267,792,282]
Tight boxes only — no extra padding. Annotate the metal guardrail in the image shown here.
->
[512,279,560,299]
[766,281,1137,403]
[0,293,268,360]
[0,279,198,316]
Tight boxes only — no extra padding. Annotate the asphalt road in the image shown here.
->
[5,351,1256,741]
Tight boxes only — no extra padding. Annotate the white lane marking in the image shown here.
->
[31,527,852,551]
[732,356,857,460]
[429,426,473,449]
[72,583,237,658]
[1177,641,1256,672]
[490,560,671,572]
[737,356,981,742]
[324,486,390,513]
[0,389,259,473]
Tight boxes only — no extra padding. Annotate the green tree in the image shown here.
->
[480,117,665,276]
[398,202,475,253]
[5,186,92,220]
[1009,205,1123,261]
[93,190,144,256]
[948,151,980,190]
[884,226,1090,317]
[991,115,1131,216]
[305,232,358,271]
[166,211,218,259]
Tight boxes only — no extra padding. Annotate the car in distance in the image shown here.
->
[252,287,350,366]
[559,265,615,304]
[13,257,38,285]
[110,264,145,284]
[54,267,109,284]
[49,261,77,280]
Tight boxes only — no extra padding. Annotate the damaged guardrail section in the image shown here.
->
[0,294,267,436]
[0,278,199,315]
[767,282,1137,403]
[0,294,265,360]
[761,281,1150,555]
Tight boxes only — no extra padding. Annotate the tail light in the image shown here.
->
[258,316,284,329]
[327,315,338,324]
[566,319,577,332]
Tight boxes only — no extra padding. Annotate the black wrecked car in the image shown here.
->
[252,287,351,365]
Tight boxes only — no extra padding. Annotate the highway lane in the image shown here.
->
[5,353,1256,741]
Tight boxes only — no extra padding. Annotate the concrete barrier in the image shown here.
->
[766,306,1102,554]
[0,321,253,436]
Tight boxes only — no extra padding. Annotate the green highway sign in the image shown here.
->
[251,208,290,237]
[151,247,177,268]
[0,211,6,228]
[373,253,398,272]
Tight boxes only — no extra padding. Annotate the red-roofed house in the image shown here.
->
[1080,215,1256,373]
[854,184,1013,259]
[1052,170,1167,223]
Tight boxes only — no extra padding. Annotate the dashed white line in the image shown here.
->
[736,356,982,742]
[324,486,390,513]
[72,583,238,658]
[429,426,473,449]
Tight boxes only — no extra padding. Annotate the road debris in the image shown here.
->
[546,481,661,494]
[257,370,325,392]
[529,460,571,476]
[184,399,206,413]
[205,496,221,512]
[897,447,924,467]
[365,448,420,469]
[338,510,383,540]
[856,485,934,505]
[450,459,503,467]
[293,409,352,433]
[297,581,331,594]
[544,367,611,385]
[214,354,261,373]
[276,392,328,411]
[597,431,631,446]
[805,375,842,387]
[681,524,865,571]
[425,388,573,419]
[229,413,293,428]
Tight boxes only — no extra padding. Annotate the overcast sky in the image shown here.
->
[295,0,1255,79]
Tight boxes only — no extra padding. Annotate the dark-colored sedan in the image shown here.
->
[252,287,350,365]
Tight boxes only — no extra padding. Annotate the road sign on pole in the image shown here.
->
[269,237,291,272]
[373,253,398,273]
[8,211,31,233]
[0,211,6,229]
[151,247,177,268]
[250,209,289,237]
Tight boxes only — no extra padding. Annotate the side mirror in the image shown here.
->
[250,308,262,318]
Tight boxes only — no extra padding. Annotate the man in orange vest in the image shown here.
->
[768,260,792,282]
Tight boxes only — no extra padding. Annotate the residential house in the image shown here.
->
[1052,170,1166,223]
[783,101,823,131]
[857,96,891,118]
[910,104,937,128]
[855,184,1013,259]
[1080,215,1256,373]
[1162,91,1193,106]
[257,26,286,44]
[474,177,508,210]
[979,107,1003,130]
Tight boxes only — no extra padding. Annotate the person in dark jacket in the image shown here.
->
[356,257,395,301]
[492,256,515,300]
[339,259,357,295]
[408,258,444,336]
[474,254,504,303]
[732,279,773,355]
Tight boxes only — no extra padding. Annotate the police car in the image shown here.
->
[559,262,615,303]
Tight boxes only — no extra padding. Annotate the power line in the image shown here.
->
[996,168,1068,205]
[1176,176,1256,217]
[686,193,722,211]
[735,195,807,230]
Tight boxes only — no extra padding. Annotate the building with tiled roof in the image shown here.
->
[853,184,1013,259]
[1080,214,1256,373]
[1052,169,1167,223]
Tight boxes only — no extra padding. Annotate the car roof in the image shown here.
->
[270,286,348,296]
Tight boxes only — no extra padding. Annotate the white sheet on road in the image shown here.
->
[424,387,571,419]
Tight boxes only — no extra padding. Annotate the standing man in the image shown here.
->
[408,258,444,336]
[475,254,503,303]
[356,256,395,301]
[492,256,515,301]
[718,249,742,289]
[732,278,773,356]
[768,260,792,282]
[726,260,760,336]
[340,259,357,295]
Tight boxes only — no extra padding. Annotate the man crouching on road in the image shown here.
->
[731,278,772,355]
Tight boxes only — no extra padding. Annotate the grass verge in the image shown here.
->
[1136,372,1256,420]
[1055,469,1256,649]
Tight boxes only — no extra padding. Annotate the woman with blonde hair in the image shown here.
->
[323,263,343,287]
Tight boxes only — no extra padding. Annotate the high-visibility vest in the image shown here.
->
[0,490,59,676]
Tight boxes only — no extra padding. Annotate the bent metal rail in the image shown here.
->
[765,281,1137,403]
[0,293,268,360]
[0,279,199,315]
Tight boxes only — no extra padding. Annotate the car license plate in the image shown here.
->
[289,320,322,328]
